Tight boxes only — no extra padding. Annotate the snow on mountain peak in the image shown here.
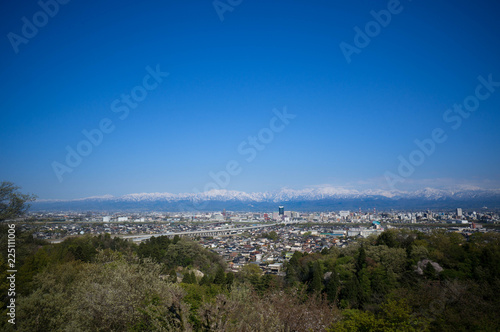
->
[45,186,500,203]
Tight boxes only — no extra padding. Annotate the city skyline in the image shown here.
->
[1,0,500,200]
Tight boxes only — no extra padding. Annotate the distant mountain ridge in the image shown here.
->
[32,186,500,212]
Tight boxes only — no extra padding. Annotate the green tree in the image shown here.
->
[17,254,191,331]
[213,267,226,285]
[169,269,177,283]
[377,230,399,248]
[325,270,339,303]
[309,262,323,293]
[225,271,234,289]
[339,275,361,308]
[329,299,429,331]
[357,268,371,305]
[424,261,437,280]
[285,251,302,286]
[241,264,262,284]
[289,251,302,267]
[265,231,278,240]
[370,266,391,296]
[356,246,367,273]
[183,271,195,284]
[0,181,36,221]
[199,274,211,286]
[189,271,197,284]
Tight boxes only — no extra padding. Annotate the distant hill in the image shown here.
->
[32,186,500,212]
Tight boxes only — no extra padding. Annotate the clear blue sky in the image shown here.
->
[1,0,499,199]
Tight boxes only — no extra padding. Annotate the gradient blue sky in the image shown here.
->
[1,0,500,199]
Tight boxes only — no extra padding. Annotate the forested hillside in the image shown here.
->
[1,225,499,331]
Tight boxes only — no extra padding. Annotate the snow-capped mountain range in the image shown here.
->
[33,186,500,212]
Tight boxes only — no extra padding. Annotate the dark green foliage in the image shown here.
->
[199,274,211,286]
[0,181,36,221]
[66,237,98,262]
[137,235,225,276]
[169,269,177,283]
[0,224,49,297]
[339,275,361,308]
[287,229,500,329]
[325,270,339,303]
[181,272,190,284]
[253,273,281,295]
[356,246,367,273]
[213,267,226,285]
[180,283,224,330]
[423,261,437,279]
[376,229,399,248]
[225,271,234,289]
[284,264,299,286]
[308,261,323,293]
[137,235,171,262]
[15,255,190,331]
[182,271,197,284]
[284,251,302,286]
[357,268,371,305]
[92,233,135,253]
[370,266,391,297]
[329,298,429,331]
[261,231,279,240]
[3,226,500,331]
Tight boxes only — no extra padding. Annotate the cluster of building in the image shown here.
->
[198,224,356,275]
[26,207,500,225]
[24,220,235,241]
[14,207,499,275]
[21,207,500,242]
[10,206,499,275]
